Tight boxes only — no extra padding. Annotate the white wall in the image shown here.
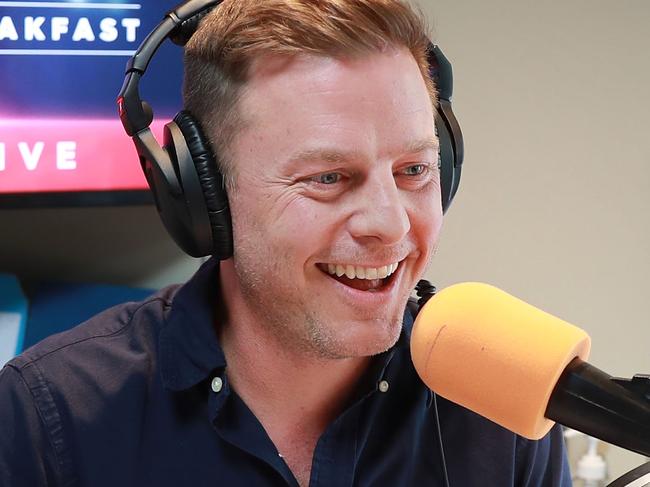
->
[414,0,650,480]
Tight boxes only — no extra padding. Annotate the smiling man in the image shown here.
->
[0,1,571,486]
[215,45,442,484]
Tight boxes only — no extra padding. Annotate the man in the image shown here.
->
[0,0,572,485]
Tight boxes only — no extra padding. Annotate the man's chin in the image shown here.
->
[354,327,402,357]
[309,315,404,360]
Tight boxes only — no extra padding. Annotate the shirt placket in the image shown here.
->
[207,373,300,487]
[308,405,360,487]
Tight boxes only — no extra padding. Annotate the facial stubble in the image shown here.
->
[233,247,406,361]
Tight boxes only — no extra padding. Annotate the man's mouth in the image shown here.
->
[317,261,401,292]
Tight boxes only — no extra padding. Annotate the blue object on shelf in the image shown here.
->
[22,282,155,352]
[0,274,28,366]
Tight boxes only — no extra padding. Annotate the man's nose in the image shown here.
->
[347,172,410,245]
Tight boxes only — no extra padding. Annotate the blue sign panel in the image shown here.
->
[0,0,184,117]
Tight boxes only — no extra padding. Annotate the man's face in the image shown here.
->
[225,48,442,359]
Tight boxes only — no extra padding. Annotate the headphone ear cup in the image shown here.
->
[172,111,233,260]
[427,43,464,214]
[435,113,455,214]
[155,118,213,257]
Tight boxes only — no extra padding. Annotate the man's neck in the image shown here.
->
[216,260,370,432]
[216,261,372,486]
[224,322,368,425]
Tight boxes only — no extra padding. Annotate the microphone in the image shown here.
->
[410,282,650,457]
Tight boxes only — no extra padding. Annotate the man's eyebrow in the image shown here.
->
[285,136,440,168]
[288,147,355,165]
[405,137,440,154]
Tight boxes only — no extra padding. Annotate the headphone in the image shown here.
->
[118,0,464,259]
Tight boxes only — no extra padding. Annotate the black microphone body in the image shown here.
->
[546,358,650,457]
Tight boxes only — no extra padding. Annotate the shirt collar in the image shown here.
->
[369,305,413,387]
[159,257,226,391]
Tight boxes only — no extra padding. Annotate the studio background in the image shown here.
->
[1,0,648,481]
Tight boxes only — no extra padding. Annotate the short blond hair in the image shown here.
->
[183,0,435,186]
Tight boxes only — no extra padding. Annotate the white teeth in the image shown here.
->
[324,261,400,280]
[345,265,355,279]
[365,267,378,279]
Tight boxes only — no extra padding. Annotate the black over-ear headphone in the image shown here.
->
[118,0,464,259]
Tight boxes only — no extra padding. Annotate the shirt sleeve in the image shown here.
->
[0,364,61,487]
[515,423,573,486]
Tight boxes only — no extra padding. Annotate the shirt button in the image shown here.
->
[211,377,223,393]
[378,380,389,393]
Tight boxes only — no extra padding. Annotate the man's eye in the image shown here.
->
[312,173,341,184]
[401,164,427,176]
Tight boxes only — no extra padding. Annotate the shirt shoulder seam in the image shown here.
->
[15,296,170,368]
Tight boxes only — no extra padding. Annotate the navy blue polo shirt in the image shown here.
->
[0,258,572,486]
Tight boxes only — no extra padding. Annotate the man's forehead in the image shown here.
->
[238,48,432,129]
[230,47,436,174]
[243,47,422,96]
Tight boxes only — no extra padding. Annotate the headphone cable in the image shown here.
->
[433,391,451,487]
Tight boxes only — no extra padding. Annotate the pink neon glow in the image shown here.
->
[0,118,168,193]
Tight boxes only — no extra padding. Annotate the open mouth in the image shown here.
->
[317,261,401,292]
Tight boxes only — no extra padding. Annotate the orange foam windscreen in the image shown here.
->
[411,282,591,439]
